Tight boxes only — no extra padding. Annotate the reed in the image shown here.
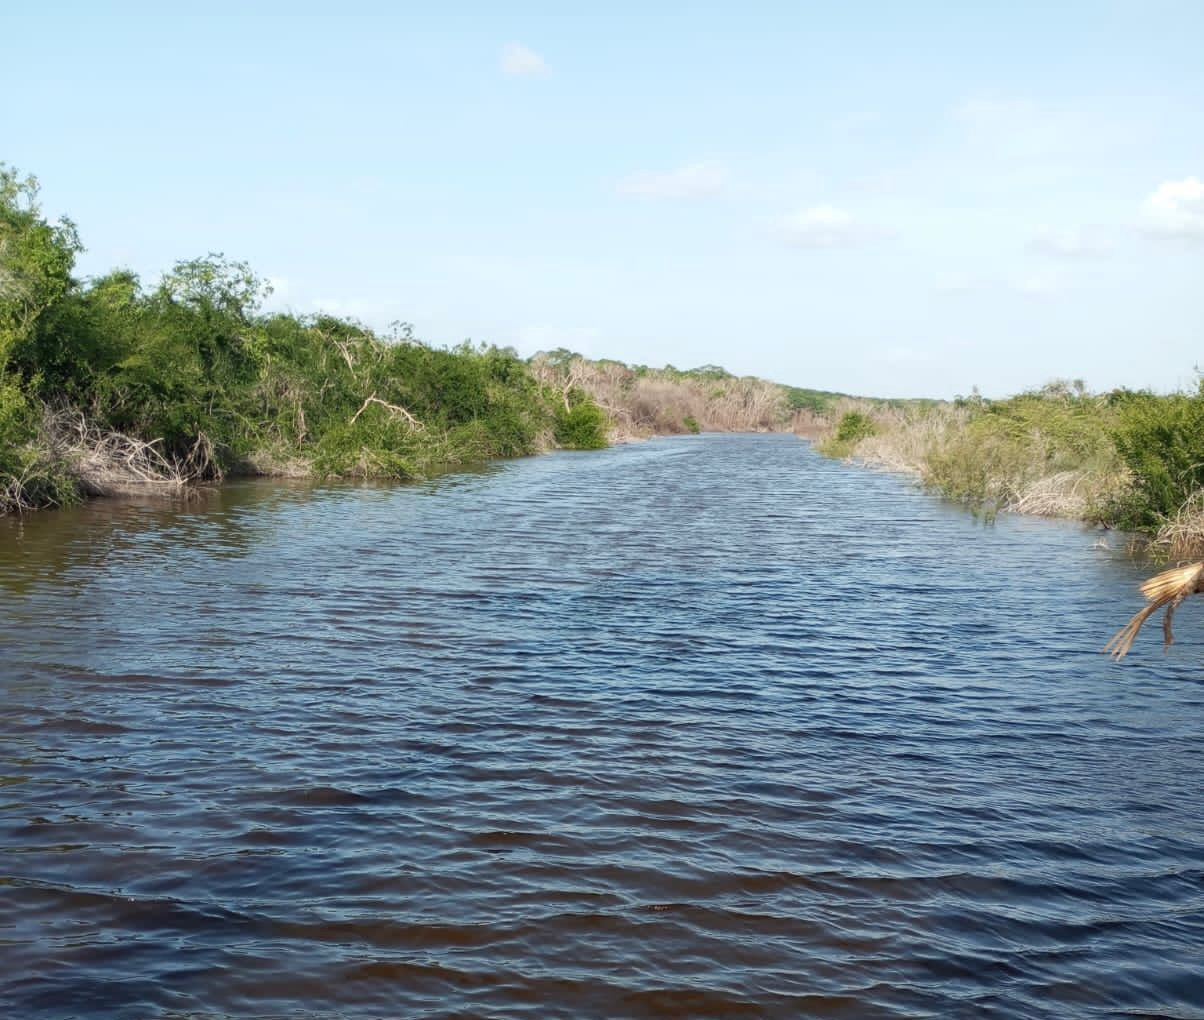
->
[1151,490,1204,560]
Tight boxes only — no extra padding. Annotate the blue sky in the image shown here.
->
[3,1,1202,397]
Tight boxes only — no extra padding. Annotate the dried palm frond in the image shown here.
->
[1105,562,1204,659]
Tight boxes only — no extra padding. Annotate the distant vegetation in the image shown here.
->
[814,380,1204,555]
[17,161,1195,553]
[529,351,809,437]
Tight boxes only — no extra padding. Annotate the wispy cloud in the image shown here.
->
[780,205,893,248]
[1026,226,1112,259]
[617,162,728,200]
[500,42,548,78]
[951,97,1095,160]
[1141,176,1204,241]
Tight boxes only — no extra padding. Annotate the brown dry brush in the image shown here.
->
[1106,562,1204,659]
[42,405,218,498]
[530,354,792,437]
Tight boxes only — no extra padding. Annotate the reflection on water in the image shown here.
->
[2,435,1202,1018]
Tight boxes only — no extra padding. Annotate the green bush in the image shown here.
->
[554,399,608,450]
[1107,384,1204,529]
[835,411,877,444]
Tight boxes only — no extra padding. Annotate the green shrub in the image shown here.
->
[834,411,877,444]
[554,399,608,450]
[1107,384,1204,530]
[683,415,700,434]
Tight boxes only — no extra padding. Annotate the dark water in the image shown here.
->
[2,434,1202,1019]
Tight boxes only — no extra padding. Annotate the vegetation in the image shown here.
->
[0,166,609,514]
[528,351,799,438]
[814,379,1204,553]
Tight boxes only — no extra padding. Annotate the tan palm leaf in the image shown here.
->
[1105,562,1204,659]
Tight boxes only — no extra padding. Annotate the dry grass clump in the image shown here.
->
[43,406,216,497]
[840,402,968,474]
[1152,490,1204,560]
[240,446,313,479]
[1106,561,1204,659]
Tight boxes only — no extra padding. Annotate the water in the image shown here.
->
[2,433,1202,1019]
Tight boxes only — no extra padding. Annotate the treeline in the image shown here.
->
[0,167,609,513]
[529,350,812,437]
[816,380,1204,554]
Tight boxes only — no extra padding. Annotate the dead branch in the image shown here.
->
[348,394,425,431]
[40,406,211,497]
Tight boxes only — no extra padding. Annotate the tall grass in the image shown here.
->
[815,380,1204,549]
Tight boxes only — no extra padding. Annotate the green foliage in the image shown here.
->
[835,411,877,444]
[0,377,77,511]
[0,165,614,514]
[554,398,609,450]
[1107,383,1204,529]
[817,410,880,459]
[784,386,846,414]
[923,386,1123,517]
[1,165,82,370]
[682,415,701,434]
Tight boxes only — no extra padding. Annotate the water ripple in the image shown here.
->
[1,434,1203,1018]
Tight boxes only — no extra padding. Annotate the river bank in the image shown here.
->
[812,381,1204,558]
[3,168,819,518]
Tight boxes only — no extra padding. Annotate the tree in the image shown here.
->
[0,166,81,371]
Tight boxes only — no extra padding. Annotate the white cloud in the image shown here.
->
[500,42,548,77]
[617,162,728,200]
[1026,227,1112,259]
[780,205,893,248]
[1141,176,1204,240]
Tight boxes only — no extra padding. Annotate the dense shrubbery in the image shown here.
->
[1108,384,1204,531]
[817,379,1204,546]
[0,167,607,512]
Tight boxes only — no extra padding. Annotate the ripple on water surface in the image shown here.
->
[1,434,1203,1018]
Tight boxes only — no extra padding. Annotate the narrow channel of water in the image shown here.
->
[2,434,1202,1018]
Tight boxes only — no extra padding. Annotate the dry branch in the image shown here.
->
[42,406,215,497]
[348,394,425,431]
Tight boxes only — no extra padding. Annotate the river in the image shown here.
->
[2,433,1202,1018]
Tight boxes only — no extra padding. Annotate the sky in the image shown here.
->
[2,1,1202,398]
